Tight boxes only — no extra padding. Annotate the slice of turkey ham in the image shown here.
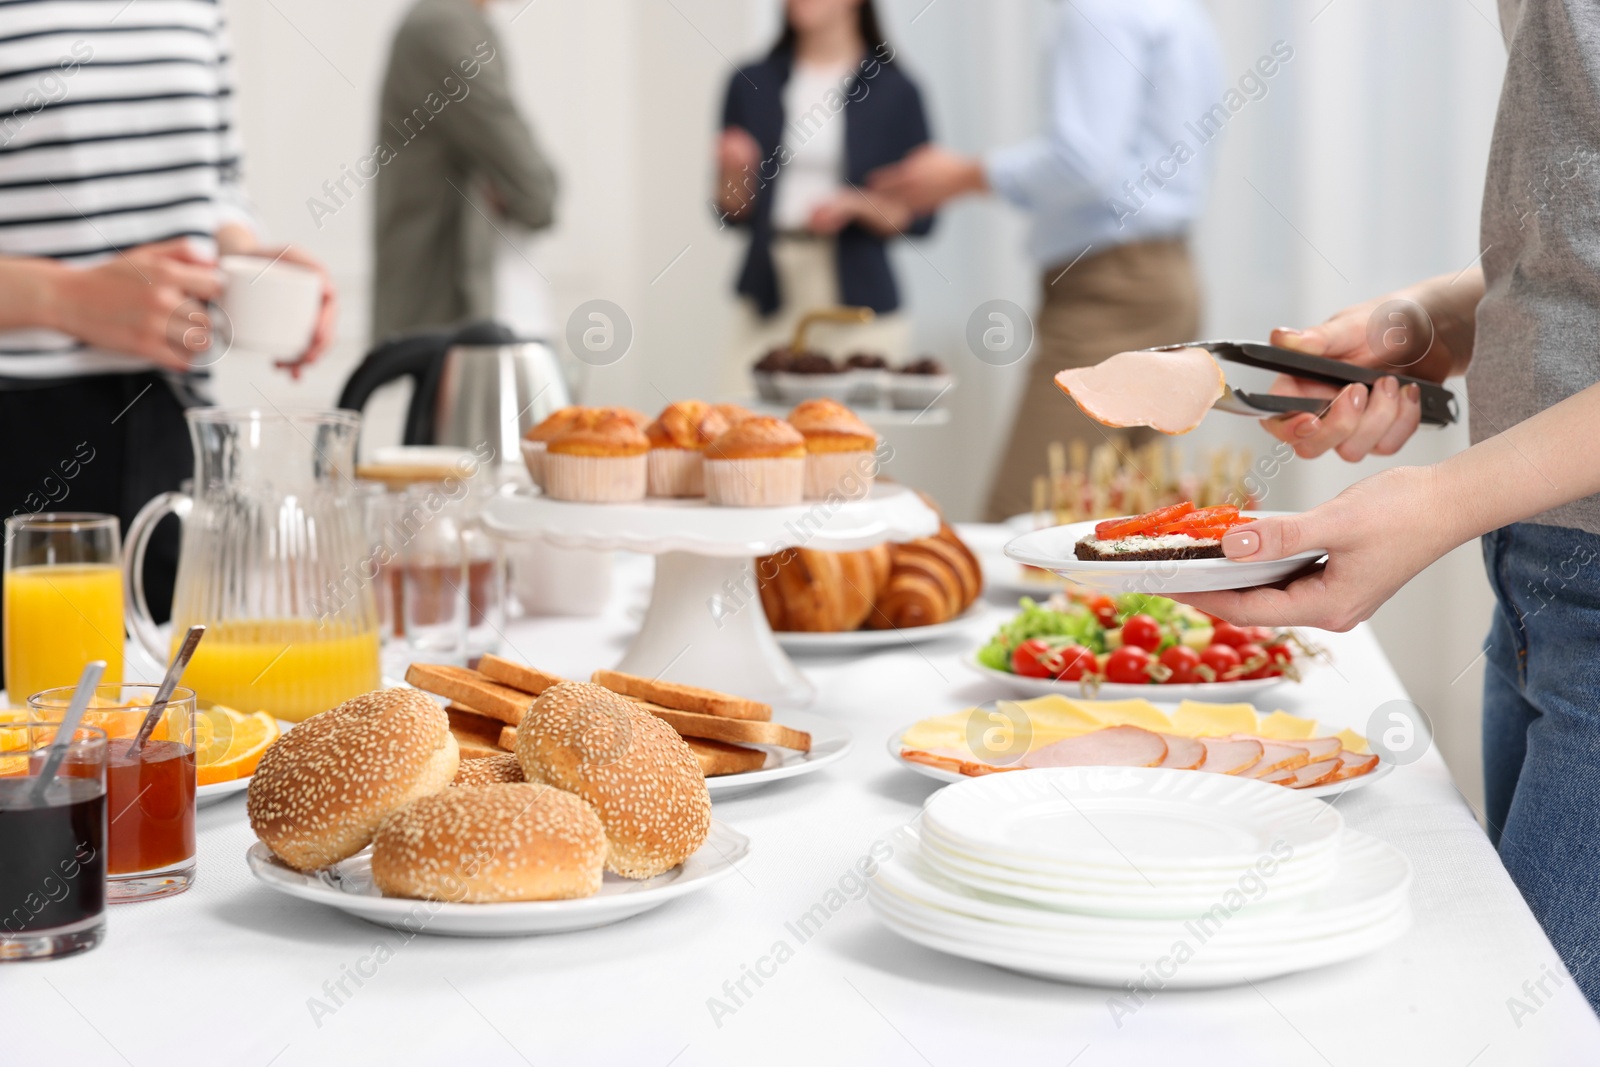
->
[1286,758,1342,788]
[1054,347,1226,435]
[1196,737,1263,775]
[1157,733,1207,770]
[1329,749,1380,782]
[1021,725,1168,769]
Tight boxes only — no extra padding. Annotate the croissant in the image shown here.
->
[757,546,886,631]
[757,523,982,632]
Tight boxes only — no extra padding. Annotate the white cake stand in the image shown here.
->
[482,483,940,705]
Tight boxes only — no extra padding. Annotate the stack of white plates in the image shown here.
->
[870,767,1412,987]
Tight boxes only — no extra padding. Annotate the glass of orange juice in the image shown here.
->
[3,514,124,703]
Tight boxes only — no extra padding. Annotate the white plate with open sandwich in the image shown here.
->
[774,607,985,654]
[245,821,750,937]
[1005,512,1325,594]
[705,709,853,799]
[963,653,1287,704]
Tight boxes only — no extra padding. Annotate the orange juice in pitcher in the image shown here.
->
[124,410,380,722]
[176,620,380,722]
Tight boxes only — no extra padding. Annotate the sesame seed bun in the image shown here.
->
[453,752,525,786]
[515,682,711,879]
[248,688,459,871]
[371,784,606,902]
[705,416,806,461]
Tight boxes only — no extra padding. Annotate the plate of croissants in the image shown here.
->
[757,524,987,651]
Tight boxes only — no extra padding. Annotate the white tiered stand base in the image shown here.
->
[482,483,940,706]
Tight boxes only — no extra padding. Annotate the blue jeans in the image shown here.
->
[1482,522,1600,1010]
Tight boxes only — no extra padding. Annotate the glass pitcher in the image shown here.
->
[123,409,380,722]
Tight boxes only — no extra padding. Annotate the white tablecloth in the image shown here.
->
[10,530,1599,1067]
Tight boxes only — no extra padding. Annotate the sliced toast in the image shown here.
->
[687,738,769,777]
[477,654,566,696]
[405,663,535,726]
[591,669,771,722]
[629,699,810,752]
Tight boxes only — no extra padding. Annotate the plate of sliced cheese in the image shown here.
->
[888,695,1392,799]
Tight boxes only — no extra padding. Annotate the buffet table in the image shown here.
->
[9,528,1598,1066]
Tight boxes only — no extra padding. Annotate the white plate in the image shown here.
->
[197,777,252,807]
[868,829,1412,987]
[921,767,1341,871]
[775,608,984,653]
[245,821,750,937]
[887,730,1396,799]
[1004,511,1325,594]
[963,653,1288,703]
[704,710,852,799]
[880,830,1408,943]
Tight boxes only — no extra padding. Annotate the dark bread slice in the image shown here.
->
[1073,537,1223,562]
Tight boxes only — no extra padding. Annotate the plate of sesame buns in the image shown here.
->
[243,683,750,936]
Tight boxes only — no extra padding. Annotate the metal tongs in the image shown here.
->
[1151,340,1459,425]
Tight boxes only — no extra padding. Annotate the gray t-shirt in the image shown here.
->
[371,0,558,341]
[1472,0,1600,534]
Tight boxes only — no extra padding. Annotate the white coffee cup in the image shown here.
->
[217,254,323,358]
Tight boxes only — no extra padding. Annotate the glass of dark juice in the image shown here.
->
[30,685,196,903]
[0,722,108,961]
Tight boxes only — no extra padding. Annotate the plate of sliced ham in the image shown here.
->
[888,723,1393,799]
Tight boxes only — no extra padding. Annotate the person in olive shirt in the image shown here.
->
[372,0,558,340]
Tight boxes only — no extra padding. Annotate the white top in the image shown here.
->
[771,60,853,232]
[0,1,249,380]
[9,529,1596,1064]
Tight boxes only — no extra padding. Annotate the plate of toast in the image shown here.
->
[406,655,852,799]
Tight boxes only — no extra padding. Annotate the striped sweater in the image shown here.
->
[0,0,247,379]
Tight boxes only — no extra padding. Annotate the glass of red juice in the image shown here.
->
[30,684,196,902]
[0,722,107,961]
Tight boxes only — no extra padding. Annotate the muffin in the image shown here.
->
[543,411,650,502]
[703,416,806,506]
[604,406,652,432]
[788,398,878,500]
[645,401,730,497]
[522,406,589,490]
[712,403,757,427]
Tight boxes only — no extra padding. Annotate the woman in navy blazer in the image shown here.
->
[716,0,934,378]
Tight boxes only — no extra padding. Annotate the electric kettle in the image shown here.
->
[338,320,571,469]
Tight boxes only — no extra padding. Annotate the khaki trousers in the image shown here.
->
[984,239,1201,521]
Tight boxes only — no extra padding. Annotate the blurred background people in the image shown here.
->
[870,0,1224,520]
[372,0,558,341]
[716,0,934,386]
[0,0,335,673]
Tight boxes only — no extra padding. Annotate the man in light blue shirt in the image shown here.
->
[872,0,1232,518]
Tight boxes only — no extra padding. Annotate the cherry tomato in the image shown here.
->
[1235,642,1272,680]
[1011,639,1056,678]
[1052,644,1098,682]
[1012,639,1098,681]
[1247,626,1276,644]
[1210,622,1251,649]
[1265,642,1295,666]
[1087,595,1119,628]
[1104,646,1153,685]
[1120,613,1163,653]
[1199,643,1242,680]
[1158,645,1202,685]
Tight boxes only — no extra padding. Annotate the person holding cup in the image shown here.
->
[0,2,337,672]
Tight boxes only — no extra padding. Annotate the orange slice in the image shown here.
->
[197,708,278,786]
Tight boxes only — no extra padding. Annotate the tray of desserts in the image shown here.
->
[752,348,953,410]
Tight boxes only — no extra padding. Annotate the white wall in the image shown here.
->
[218,0,1507,810]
